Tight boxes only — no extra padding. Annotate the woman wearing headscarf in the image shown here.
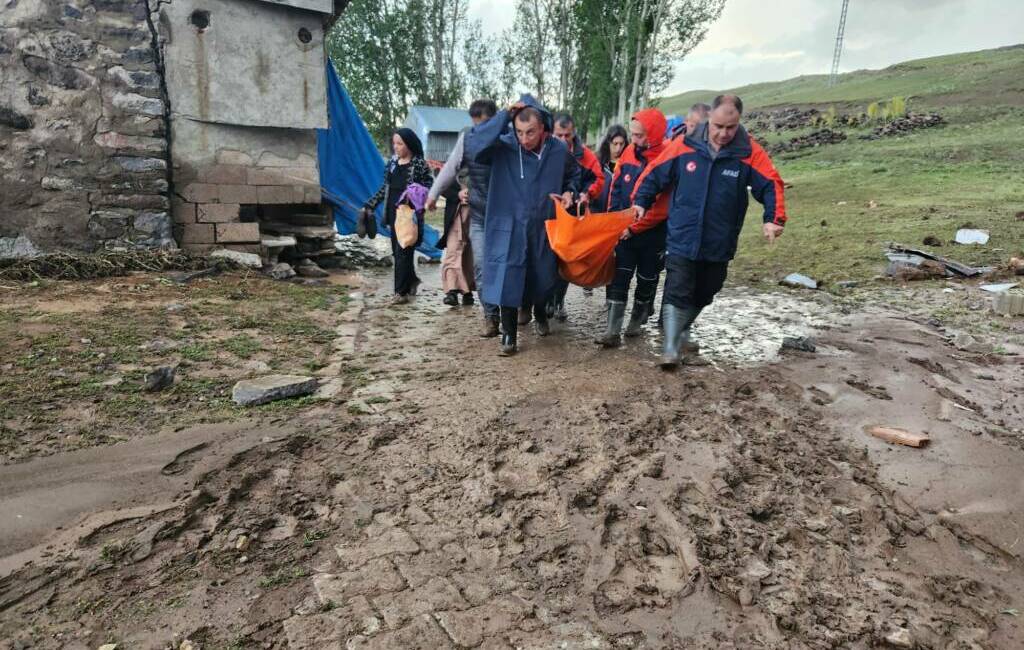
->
[361,128,434,304]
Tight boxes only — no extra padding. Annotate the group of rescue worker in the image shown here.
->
[362,92,787,370]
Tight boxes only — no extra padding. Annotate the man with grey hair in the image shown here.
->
[684,102,711,136]
[670,102,711,140]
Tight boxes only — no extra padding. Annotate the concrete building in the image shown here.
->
[403,105,472,163]
[0,0,347,257]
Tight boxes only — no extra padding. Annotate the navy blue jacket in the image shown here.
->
[633,123,787,261]
[465,95,581,307]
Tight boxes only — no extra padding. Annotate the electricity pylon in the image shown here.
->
[828,0,850,87]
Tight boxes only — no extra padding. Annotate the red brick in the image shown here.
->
[181,223,216,244]
[215,222,260,243]
[180,183,219,203]
[218,184,258,204]
[200,164,248,185]
[257,185,303,204]
[197,203,240,223]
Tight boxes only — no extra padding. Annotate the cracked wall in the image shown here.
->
[0,0,174,254]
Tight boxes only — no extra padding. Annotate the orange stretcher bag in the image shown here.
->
[545,200,636,288]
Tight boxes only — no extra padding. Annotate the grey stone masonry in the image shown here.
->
[0,0,174,254]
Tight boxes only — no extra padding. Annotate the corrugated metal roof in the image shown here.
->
[405,106,472,134]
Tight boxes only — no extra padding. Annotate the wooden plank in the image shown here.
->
[866,425,931,448]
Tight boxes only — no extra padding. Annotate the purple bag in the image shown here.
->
[397,183,429,212]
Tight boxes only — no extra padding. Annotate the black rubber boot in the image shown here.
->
[623,300,650,338]
[443,291,459,306]
[534,302,550,336]
[462,292,474,306]
[499,307,518,356]
[595,300,626,348]
[660,305,697,370]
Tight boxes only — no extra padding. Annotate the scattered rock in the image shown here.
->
[1009,257,1024,276]
[980,282,1018,293]
[922,235,942,247]
[143,365,175,392]
[211,248,263,269]
[780,273,818,290]
[954,228,989,245]
[296,258,329,278]
[232,374,318,406]
[836,280,859,289]
[992,292,1024,317]
[0,235,42,260]
[884,627,914,648]
[243,359,272,374]
[892,259,946,281]
[235,535,250,551]
[768,128,847,155]
[781,336,817,353]
[166,268,218,284]
[951,332,994,354]
[268,262,296,280]
[860,112,944,140]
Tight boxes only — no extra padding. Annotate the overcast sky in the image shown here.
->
[467,0,1024,95]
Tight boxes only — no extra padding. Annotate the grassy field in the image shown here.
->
[0,275,351,463]
[659,44,1024,113]
[655,45,1024,287]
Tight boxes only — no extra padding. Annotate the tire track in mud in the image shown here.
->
[3,278,1019,649]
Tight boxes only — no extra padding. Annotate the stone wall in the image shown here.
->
[0,0,174,254]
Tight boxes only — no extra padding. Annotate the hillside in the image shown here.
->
[660,44,1024,114]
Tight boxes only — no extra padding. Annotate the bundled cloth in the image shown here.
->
[545,200,635,288]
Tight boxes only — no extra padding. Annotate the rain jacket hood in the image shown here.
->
[632,108,667,150]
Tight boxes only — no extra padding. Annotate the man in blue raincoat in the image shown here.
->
[465,94,581,356]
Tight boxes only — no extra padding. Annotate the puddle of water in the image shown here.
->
[382,263,838,367]
[683,288,837,366]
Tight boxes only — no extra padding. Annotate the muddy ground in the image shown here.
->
[1,262,1023,650]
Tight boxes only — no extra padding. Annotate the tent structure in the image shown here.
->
[317,61,442,260]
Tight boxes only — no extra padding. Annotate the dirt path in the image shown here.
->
[2,267,1022,649]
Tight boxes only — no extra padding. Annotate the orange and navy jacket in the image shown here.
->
[570,134,605,201]
[607,108,670,240]
[632,122,786,262]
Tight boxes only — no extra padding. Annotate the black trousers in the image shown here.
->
[606,234,663,305]
[662,255,729,311]
[552,278,569,306]
[390,229,420,296]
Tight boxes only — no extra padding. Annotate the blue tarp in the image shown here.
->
[317,60,443,259]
